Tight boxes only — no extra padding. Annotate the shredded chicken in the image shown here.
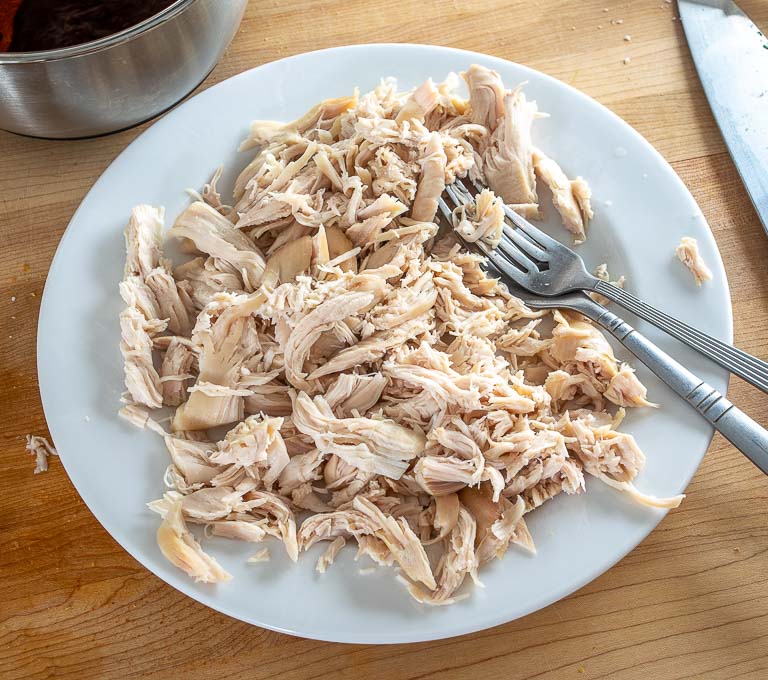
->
[453,188,505,247]
[25,434,58,474]
[533,149,593,242]
[247,548,271,563]
[316,536,346,573]
[156,500,232,583]
[675,236,712,285]
[119,66,682,606]
[589,263,626,305]
[480,84,538,211]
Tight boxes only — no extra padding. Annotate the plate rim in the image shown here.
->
[38,42,733,643]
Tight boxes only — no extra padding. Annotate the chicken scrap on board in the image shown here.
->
[25,435,58,474]
[118,65,682,605]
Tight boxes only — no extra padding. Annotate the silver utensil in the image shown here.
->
[678,0,768,234]
[440,178,768,394]
[0,0,247,139]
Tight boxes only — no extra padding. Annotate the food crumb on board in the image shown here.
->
[623,35,631,41]
[578,666,586,674]
[25,435,58,474]
[598,24,603,29]
[612,18,624,25]
[10,296,15,302]
[623,57,631,64]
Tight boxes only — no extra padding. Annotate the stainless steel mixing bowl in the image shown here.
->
[0,0,248,138]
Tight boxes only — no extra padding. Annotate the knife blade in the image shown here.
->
[678,0,768,234]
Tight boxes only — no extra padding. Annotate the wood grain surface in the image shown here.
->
[2,1,768,678]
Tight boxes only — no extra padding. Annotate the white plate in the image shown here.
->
[38,44,732,644]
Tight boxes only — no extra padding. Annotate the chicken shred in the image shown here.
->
[118,66,682,605]
[675,237,712,285]
[590,263,626,306]
[533,149,593,242]
[156,500,232,583]
[480,84,538,208]
[247,548,271,563]
[316,536,346,573]
[452,188,505,247]
[25,434,58,474]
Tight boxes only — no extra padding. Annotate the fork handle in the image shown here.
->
[584,304,768,474]
[593,280,768,394]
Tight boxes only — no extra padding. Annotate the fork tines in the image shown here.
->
[439,176,555,284]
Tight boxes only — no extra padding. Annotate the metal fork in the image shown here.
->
[440,177,768,394]
[448,255,768,475]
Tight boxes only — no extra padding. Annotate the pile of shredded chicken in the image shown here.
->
[119,65,683,605]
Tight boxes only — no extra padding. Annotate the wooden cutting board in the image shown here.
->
[1,1,767,678]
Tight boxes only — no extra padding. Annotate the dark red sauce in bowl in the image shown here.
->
[2,0,177,53]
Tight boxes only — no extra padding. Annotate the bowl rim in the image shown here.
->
[0,0,197,64]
